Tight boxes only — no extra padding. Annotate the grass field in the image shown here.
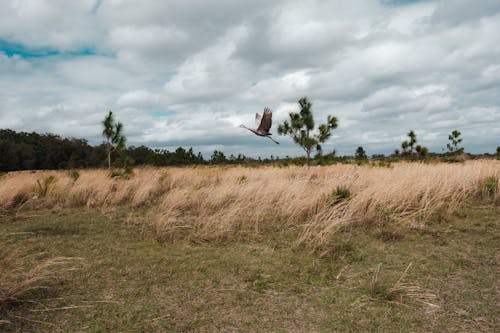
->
[1,161,498,250]
[0,204,498,332]
[0,162,499,331]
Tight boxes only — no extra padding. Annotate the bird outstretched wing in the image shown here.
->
[255,113,262,126]
[257,107,273,133]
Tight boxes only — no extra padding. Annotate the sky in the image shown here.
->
[0,0,499,158]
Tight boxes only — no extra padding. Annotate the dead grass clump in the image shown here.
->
[0,251,77,317]
[369,263,439,309]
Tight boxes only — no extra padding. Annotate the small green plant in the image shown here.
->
[109,169,123,178]
[68,170,80,182]
[379,161,392,168]
[329,186,351,205]
[122,155,135,176]
[375,203,393,226]
[483,176,498,199]
[34,176,56,197]
[370,264,398,301]
[236,175,248,184]
[442,155,463,163]
[108,155,135,179]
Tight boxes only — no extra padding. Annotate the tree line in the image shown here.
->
[1,126,497,172]
[1,97,499,172]
[0,129,231,172]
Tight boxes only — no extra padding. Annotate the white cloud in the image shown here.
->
[0,0,499,157]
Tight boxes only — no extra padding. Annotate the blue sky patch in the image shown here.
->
[148,109,177,118]
[381,0,426,5]
[0,39,98,58]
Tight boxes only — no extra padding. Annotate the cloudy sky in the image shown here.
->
[1,0,499,157]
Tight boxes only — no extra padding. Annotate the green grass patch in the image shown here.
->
[0,204,498,332]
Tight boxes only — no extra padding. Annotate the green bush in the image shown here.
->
[237,175,248,184]
[34,176,56,197]
[109,169,123,178]
[483,176,498,199]
[68,170,80,181]
[122,155,135,176]
[329,186,351,205]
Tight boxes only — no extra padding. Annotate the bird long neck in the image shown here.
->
[241,125,258,134]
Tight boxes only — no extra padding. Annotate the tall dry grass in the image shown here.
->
[0,161,498,250]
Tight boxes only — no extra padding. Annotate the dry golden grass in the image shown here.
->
[0,161,498,250]
[0,251,77,319]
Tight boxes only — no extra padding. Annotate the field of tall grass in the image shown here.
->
[1,161,498,252]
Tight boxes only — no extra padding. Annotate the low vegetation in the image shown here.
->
[1,161,498,253]
[0,251,78,321]
[0,202,498,331]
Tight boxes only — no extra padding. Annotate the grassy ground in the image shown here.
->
[0,204,498,332]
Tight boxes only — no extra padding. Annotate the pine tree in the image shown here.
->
[102,111,126,169]
[278,97,338,165]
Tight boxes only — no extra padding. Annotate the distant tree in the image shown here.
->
[0,129,213,170]
[415,145,429,160]
[496,146,500,160]
[401,141,410,157]
[197,152,205,163]
[314,149,337,165]
[277,97,338,165]
[400,130,418,160]
[102,111,126,169]
[355,146,368,161]
[210,150,227,164]
[407,130,417,160]
[447,130,464,155]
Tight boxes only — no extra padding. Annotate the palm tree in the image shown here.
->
[102,111,126,169]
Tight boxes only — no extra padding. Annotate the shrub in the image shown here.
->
[483,176,498,199]
[378,161,391,168]
[329,185,351,205]
[237,175,248,184]
[109,169,123,178]
[68,170,80,182]
[33,176,56,197]
[122,155,135,176]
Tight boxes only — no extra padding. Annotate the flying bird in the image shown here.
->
[240,107,279,144]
